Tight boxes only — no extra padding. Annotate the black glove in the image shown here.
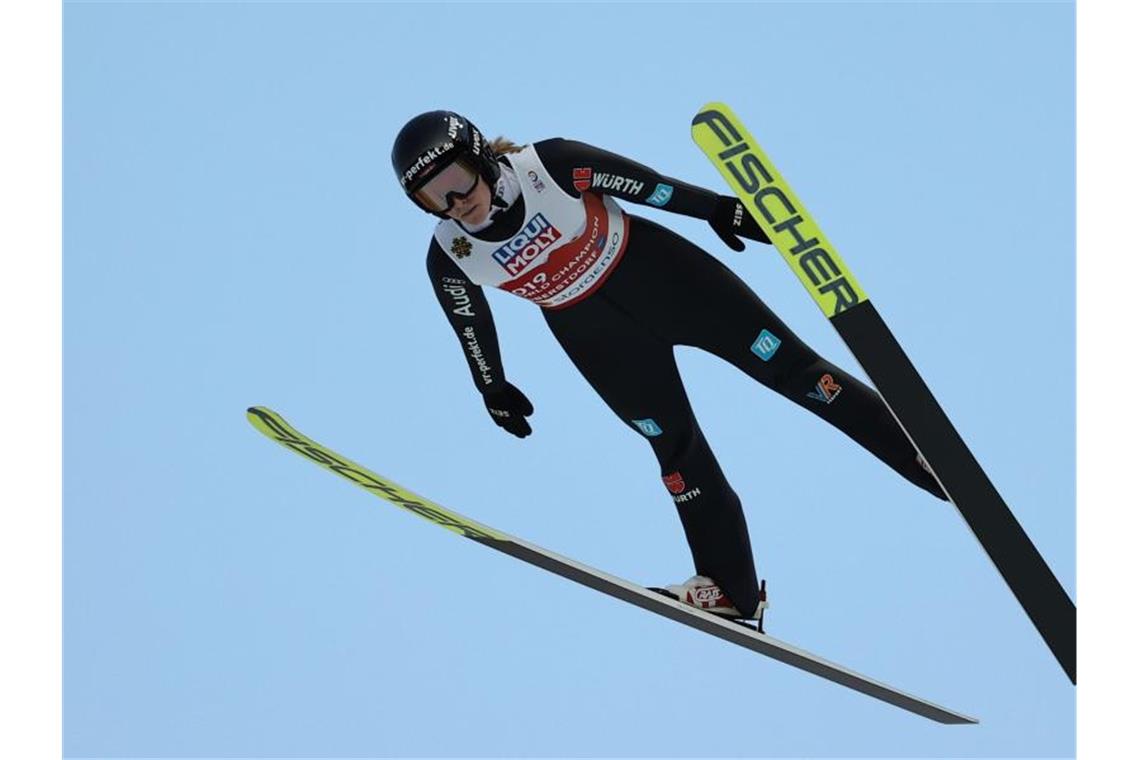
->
[483,383,534,438]
[708,195,770,251]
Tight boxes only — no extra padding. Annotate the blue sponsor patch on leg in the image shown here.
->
[632,418,664,437]
[646,183,674,207]
[751,329,781,361]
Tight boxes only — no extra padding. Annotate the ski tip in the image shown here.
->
[690,101,734,127]
[246,406,276,426]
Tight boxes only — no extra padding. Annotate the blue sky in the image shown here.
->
[64,1,1074,757]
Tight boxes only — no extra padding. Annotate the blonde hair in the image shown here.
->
[489,137,526,156]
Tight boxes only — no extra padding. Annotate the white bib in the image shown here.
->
[433,145,629,310]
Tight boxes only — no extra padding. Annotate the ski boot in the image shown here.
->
[650,575,769,632]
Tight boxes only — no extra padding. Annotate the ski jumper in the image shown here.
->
[425,138,944,615]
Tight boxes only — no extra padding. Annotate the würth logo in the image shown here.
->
[591,172,644,196]
[662,472,686,495]
[572,167,593,192]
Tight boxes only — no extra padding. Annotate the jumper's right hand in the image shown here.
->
[708,195,771,251]
[483,383,534,438]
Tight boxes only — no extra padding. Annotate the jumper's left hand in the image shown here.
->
[708,195,771,252]
[483,383,534,439]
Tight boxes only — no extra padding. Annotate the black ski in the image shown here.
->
[692,102,1075,683]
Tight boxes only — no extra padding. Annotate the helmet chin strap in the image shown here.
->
[488,165,519,212]
[457,165,519,229]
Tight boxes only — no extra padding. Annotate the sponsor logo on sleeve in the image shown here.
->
[750,329,781,361]
[461,325,496,386]
[806,373,843,404]
[440,276,475,317]
[526,169,546,192]
[632,418,663,437]
[451,236,472,259]
[572,167,593,192]
[491,213,562,276]
[647,183,674,207]
[591,172,644,196]
[732,200,745,228]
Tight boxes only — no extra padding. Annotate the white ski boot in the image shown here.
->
[662,575,769,621]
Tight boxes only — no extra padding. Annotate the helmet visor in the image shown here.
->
[412,157,481,213]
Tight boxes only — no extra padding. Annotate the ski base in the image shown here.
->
[247,406,976,725]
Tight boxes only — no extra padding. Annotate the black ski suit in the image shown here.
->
[425,138,944,616]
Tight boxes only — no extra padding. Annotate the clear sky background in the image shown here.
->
[64,1,1074,757]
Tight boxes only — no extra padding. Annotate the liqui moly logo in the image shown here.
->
[492,214,562,276]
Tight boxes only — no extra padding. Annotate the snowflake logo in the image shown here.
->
[451,236,472,259]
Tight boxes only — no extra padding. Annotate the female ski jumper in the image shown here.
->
[402,115,945,619]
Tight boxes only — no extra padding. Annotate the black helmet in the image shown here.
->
[391,110,502,217]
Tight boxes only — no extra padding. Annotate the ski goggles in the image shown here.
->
[412,157,481,213]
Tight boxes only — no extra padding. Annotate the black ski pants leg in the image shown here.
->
[542,215,944,616]
[543,292,762,616]
[607,216,945,501]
